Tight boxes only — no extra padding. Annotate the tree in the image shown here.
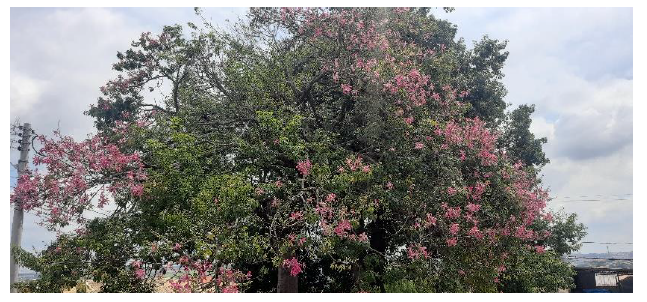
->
[499,104,550,169]
[11,7,585,293]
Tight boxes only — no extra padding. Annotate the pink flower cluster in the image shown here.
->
[407,244,429,260]
[10,130,147,229]
[325,193,337,202]
[466,203,481,213]
[425,213,437,227]
[283,257,303,277]
[339,155,371,173]
[290,211,304,221]
[334,219,352,237]
[442,203,462,220]
[449,223,460,235]
[167,257,249,293]
[436,118,498,166]
[296,159,312,177]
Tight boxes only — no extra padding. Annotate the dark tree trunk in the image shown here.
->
[277,264,298,293]
[369,215,388,293]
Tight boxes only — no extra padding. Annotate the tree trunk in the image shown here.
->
[369,216,388,293]
[277,264,298,293]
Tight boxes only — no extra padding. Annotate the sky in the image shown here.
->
[10,7,633,255]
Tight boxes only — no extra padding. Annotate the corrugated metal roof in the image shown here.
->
[595,273,618,287]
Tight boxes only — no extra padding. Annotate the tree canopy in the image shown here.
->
[11,7,584,293]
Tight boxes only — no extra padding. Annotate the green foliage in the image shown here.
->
[22,7,585,293]
[500,249,576,293]
[544,211,587,256]
[12,235,90,293]
[499,104,550,168]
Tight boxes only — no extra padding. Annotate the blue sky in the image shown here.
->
[10,7,633,255]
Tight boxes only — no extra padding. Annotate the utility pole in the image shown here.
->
[10,123,31,293]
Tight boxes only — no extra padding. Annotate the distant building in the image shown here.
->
[563,255,633,293]
[572,268,632,293]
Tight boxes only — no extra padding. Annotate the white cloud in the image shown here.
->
[530,115,555,142]
[10,73,48,116]
[10,8,144,143]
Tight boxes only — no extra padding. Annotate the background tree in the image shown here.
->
[12,7,585,293]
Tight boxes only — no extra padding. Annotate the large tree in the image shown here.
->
[12,7,584,293]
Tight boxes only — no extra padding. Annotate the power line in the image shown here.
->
[555,193,632,198]
[551,198,632,203]
[551,193,632,200]
[581,242,633,245]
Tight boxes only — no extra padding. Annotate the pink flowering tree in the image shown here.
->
[10,124,147,230]
[12,7,584,293]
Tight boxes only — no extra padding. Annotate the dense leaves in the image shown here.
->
[11,7,585,293]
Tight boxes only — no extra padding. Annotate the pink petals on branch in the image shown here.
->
[296,159,312,177]
[283,257,303,276]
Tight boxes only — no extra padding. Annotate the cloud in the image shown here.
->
[530,115,555,142]
[10,73,48,116]
[10,8,143,148]
[547,78,632,161]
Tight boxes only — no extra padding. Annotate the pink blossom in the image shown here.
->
[425,213,437,227]
[222,283,239,293]
[341,83,353,95]
[466,203,481,213]
[447,187,457,196]
[414,142,424,150]
[296,159,312,177]
[535,245,545,254]
[290,211,304,221]
[283,257,303,276]
[444,206,461,219]
[407,244,429,260]
[326,193,337,203]
[468,226,483,239]
[403,116,414,125]
[386,181,394,190]
[131,260,142,268]
[334,220,352,237]
[544,212,553,222]
[446,237,458,247]
[449,223,460,235]
[134,268,145,279]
